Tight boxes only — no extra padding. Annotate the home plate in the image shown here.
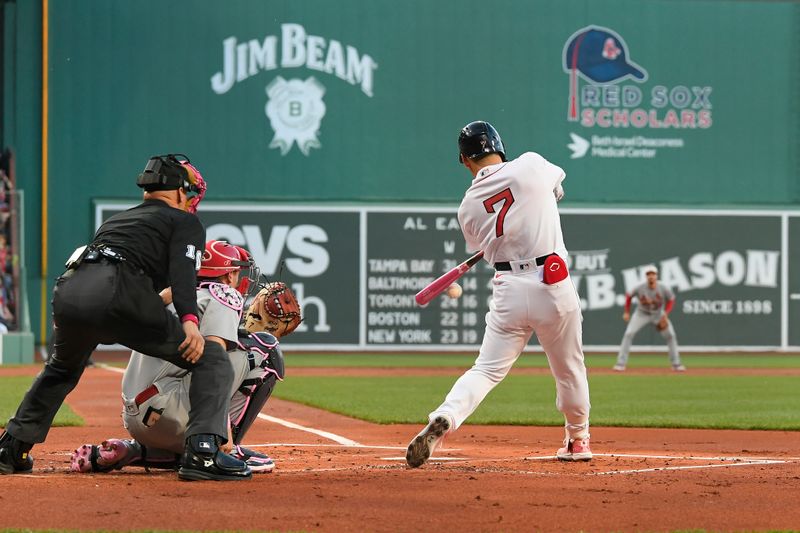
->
[382,456,469,462]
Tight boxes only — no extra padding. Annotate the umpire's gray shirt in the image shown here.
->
[122,284,242,401]
[629,282,674,316]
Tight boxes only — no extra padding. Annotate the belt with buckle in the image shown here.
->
[134,384,159,407]
[494,253,555,271]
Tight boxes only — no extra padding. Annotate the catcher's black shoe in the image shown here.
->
[406,415,451,468]
[0,432,34,475]
[178,434,252,481]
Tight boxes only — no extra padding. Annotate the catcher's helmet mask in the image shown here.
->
[198,240,261,297]
[234,246,260,299]
[458,121,507,163]
[198,240,247,276]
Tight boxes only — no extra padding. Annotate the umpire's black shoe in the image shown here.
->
[0,432,34,475]
[178,434,252,481]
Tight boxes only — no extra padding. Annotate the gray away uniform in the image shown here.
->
[615,282,682,367]
[121,284,242,456]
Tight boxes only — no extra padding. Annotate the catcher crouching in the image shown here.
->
[70,250,302,475]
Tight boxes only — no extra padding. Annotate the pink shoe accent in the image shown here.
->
[232,445,275,473]
[96,439,131,468]
[70,444,95,473]
[556,437,593,462]
[69,439,133,473]
[244,455,275,473]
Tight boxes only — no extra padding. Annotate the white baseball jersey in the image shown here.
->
[458,151,567,265]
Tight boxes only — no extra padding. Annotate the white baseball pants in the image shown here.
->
[430,268,591,440]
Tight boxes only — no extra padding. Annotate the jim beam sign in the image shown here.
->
[211,23,378,156]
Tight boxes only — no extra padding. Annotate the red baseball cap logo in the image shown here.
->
[602,38,621,60]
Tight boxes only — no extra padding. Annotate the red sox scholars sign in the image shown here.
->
[562,25,713,160]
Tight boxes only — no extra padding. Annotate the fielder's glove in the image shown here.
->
[244,282,302,338]
[656,316,669,331]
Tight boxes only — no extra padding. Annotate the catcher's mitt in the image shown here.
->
[244,282,302,338]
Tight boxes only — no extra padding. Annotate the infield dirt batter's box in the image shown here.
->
[97,203,800,352]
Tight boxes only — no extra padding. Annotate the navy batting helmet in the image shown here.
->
[458,121,506,163]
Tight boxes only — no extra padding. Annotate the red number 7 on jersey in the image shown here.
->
[482,187,515,237]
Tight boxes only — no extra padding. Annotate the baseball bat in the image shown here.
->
[415,251,485,306]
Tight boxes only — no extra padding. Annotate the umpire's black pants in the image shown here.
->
[4,260,233,445]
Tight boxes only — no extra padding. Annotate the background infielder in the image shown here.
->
[613,264,685,372]
[406,121,592,467]
[70,241,300,473]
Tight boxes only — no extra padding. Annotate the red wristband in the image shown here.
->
[181,314,199,325]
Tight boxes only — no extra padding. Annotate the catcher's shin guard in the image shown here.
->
[231,331,285,444]
[232,374,278,445]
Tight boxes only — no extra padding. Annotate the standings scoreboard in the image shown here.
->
[97,202,800,352]
[365,211,491,347]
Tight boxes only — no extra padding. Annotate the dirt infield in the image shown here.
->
[1,365,799,533]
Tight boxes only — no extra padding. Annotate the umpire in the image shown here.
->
[0,154,251,481]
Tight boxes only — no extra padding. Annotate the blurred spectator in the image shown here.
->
[0,149,16,332]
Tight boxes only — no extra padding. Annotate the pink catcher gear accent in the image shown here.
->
[199,281,245,315]
[179,161,207,214]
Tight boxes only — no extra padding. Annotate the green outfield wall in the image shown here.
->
[2,0,799,342]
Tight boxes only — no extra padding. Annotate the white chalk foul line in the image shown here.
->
[98,363,124,374]
[99,364,363,447]
[523,452,793,476]
[247,443,406,450]
[525,452,799,462]
[594,459,786,476]
[255,414,362,446]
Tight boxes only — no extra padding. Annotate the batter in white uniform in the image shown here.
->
[406,121,592,467]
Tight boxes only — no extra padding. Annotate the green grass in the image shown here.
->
[273,374,800,430]
[0,376,84,427]
[4,352,799,433]
[285,352,800,369]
